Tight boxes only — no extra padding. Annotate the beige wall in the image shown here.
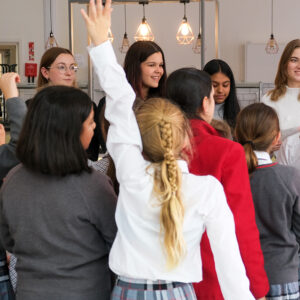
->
[0,0,300,84]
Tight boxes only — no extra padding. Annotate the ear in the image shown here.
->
[197,96,210,122]
[272,131,281,145]
[41,67,50,81]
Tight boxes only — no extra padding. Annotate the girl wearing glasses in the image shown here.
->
[38,47,78,89]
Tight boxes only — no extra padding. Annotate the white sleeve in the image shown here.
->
[88,41,147,184]
[204,182,255,300]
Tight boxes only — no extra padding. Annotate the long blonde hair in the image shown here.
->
[235,103,279,174]
[135,97,191,269]
[268,39,300,101]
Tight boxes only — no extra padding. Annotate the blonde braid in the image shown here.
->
[157,119,185,269]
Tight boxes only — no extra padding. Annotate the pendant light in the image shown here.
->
[134,1,154,42]
[119,4,130,53]
[108,28,114,43]
[176,0,194,45]
[192,0,201,53]
[265,0,279,54]
[45,0,58,50]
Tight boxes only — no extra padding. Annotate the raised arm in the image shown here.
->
[81,0,146,184]
[0,73,27,183]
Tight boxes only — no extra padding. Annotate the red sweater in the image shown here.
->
[190,119,269,299]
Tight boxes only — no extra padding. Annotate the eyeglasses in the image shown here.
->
[47,64,79,74]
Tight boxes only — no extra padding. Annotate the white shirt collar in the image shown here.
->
[254,151,272,166]
[177,160,189,174]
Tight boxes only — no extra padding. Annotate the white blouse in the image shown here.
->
[88,41,254,300]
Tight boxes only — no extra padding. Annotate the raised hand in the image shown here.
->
[81,0,112,46]
[0,72,20,100]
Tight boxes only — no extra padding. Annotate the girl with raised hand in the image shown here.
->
[235,103,300,300]
[0,84,117,300]
[166,68,268,300]
[81,1,256,299]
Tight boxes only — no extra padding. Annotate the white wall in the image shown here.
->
[0,0,300,84]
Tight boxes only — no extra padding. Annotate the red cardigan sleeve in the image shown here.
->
[192,139,269,299]
[221,142,269,298]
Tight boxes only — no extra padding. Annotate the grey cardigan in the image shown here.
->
[250,163,300,284]
[0,165,117,300]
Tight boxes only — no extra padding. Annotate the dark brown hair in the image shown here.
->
[124,41,167,100]
[235,103,280,174]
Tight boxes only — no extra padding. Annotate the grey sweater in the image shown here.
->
[0,164,117,300]
[250,163,300,284]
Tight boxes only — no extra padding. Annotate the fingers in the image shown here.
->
[103,0,112,16]
[96,0,103,15]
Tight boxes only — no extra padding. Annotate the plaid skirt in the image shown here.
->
[266,282,299,300]
[111,276,196,300]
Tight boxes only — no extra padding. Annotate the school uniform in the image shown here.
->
[88,40,256,300]
[250,151,300,300]
[189,120,269,300]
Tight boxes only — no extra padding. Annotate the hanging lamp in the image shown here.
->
[192,0,201,53]
[265,0,279,54]
[176,0,194,45]
[108,28,114,43]
[45,0,59,50]
[134,1,154,42]
[120,4,130,53]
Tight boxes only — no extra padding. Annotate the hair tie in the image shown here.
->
[243,140,254,147]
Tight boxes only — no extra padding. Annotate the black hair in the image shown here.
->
[166,67,212,119]
[203,59,240,128]
[17,86,93,176]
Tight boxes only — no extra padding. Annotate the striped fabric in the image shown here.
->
[111,277,196,300]
[266,282,299,300]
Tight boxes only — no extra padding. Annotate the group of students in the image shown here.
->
[0,1,300,299]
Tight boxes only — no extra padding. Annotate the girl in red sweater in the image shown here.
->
[166,68,269,300]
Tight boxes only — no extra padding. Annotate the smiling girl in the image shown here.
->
[124,41,167,100]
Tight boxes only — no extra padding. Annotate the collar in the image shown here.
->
[254,151,272,166]
[190,119,220,137]
[177,160,189,174]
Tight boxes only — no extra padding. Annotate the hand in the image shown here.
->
[0,72,20,99]
[270,139,282,152]
[81,0,112,46]
[256,297,266,300]
[0,124,5,146]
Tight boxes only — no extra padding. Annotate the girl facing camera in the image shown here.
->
[0,85,117,300]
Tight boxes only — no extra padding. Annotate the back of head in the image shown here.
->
[38,47,74,88]
[166,68,212,119]
[271,39,300,101]
[17,86,92,176]
[135,97,190,269]
[235,103,279,174]
[203,59,240,127]
[124,41,167,99]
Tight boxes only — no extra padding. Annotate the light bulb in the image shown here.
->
[265,34,279,54]
[45,32,58,50]
[176,18,194,45]
[119,33,130,53]
[134,18,154,41]
[108,28,114,43]
[192,33,201,54]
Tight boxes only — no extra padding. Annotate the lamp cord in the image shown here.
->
[184,2,186,19]
[50,0,53,34]
[271,0,273,35]
[124,4,127,33]
[198,0,201,34]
